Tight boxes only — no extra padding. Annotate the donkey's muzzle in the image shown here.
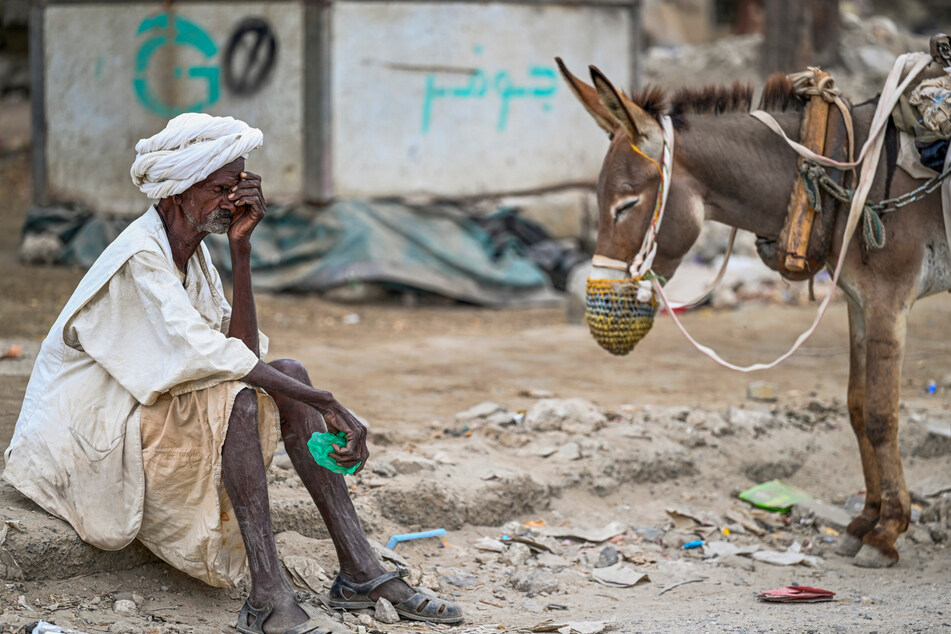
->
[584,278,657,356]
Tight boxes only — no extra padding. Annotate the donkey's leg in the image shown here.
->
[835,298,881,557]
[853,302,911,568]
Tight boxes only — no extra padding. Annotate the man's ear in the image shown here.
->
[589,65,663,158]
[555,57,619,136]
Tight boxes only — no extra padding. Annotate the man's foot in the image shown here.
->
[238,592,323,634]
[328,570,464,624]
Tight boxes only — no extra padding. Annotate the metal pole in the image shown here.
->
[303,0,333,204]
[30,0,48,206]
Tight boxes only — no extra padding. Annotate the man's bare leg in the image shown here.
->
[222,387,310,633]
[267,359,414,604]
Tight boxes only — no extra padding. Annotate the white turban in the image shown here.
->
[131,113,264,200]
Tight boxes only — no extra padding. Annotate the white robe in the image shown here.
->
[3,206,265,551]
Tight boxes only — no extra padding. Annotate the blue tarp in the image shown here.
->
[25,199,564,307]
[204,200,560,306]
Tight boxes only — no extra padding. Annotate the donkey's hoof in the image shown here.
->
[853,544,898,568]
[834,533,863,557]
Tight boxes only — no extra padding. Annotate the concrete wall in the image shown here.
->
[330,2,632,199]
[38,1,634,215]
[43,2,303,216]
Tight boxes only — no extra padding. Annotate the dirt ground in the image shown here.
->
[2,140,951,634]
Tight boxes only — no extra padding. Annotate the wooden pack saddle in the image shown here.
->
[757,69,851,282]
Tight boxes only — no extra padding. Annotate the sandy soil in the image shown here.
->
[2,144,951,634]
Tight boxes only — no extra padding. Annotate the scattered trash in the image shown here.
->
[703,541,759,558]
[657,577,707,596]
[385,528,447,550]
[927,380,937,395]
[757,586,836,603]
[724,507,769,536]
[591,562,649,588]
[682,540,704,550]
[738,480,813,512]
[537,522,626,543]
[530,619,615,633]
[343,313,361,325]
[751,541,823,567]
[523,519,547,528]
[666,507,716,528]
[504,535,555,553]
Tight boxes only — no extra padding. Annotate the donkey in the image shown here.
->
[558,58,951,567]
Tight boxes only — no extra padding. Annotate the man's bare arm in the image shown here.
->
[243,361,369,471]
[226,171,266,354]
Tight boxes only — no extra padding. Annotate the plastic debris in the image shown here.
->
[751,541,823,567]
[530,619,615,634]
[386,528,447,550]
[0,345,22,360]
[738,480,813,512]
[682,540,704,549]
[591,562,649,587]
[757,585,835,603]
[306,431,360,474]
[537,521,626,543]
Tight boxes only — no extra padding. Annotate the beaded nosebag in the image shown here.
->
[584,277,657,356]
[583,115,673,356]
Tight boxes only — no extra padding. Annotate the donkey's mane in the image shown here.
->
[630,73,806,130]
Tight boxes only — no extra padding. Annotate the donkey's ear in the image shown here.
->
[555,57,618,135]
[589,65,662,156]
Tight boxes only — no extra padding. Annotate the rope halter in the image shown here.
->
[585,115,675,355]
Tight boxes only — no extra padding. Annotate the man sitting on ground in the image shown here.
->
[4,113,463,633]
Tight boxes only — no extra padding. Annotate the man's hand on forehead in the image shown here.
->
[227,171,266,243]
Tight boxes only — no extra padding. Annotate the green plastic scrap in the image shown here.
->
[307,431,360,475]
[738,479,813,513]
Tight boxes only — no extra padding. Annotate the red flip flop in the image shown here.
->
[757,586,836,603]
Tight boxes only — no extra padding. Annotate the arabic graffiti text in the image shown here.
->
[421,63,558,133]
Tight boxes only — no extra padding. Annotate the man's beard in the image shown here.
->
[187,209,232,234]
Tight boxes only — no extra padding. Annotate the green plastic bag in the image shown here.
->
[738,480,812,513]
[307,431,361,475]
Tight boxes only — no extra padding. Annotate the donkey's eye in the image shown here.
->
[612,197,640,222]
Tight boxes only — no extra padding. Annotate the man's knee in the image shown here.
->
[231,387,259,426]
[269,359,310,384]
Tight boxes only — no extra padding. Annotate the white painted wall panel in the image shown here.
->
[330,2,631,198]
